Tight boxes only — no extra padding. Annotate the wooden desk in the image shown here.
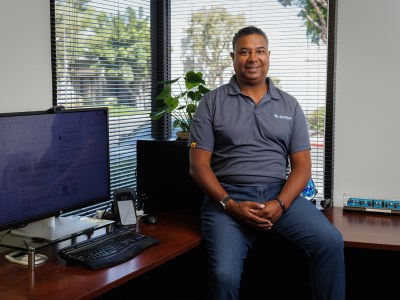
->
[325,207,400,251]
[2,207,400,300]
[0,212,202,300]
[325,207,400,299]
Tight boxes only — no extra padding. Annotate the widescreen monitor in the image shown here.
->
[0,108,110,241]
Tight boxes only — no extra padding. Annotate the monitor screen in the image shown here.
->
[0,108,110,235]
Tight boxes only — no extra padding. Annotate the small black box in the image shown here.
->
[136,139,203,215]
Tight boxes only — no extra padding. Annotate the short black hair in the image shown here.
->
[232,26,269,50]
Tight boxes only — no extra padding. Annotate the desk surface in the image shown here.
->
[0,212,202,300]
[325,207,400,251]
[1,207,400,299]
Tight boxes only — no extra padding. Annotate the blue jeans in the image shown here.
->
[201,182,345,300]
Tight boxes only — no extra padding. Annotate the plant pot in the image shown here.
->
[176,131,190,140]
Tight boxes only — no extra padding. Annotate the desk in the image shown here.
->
[0,212,202,300]
[325,207,400,299]
[2,207,400,300]
[325,207,400,251]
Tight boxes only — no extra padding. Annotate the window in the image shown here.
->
[51,0,153,212]
[167,0,336,201]
[52,0,336,210]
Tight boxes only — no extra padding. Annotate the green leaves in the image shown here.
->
[185,71,205,90]
[150,70,211,132]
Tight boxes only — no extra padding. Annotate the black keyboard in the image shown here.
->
[58,227,160,269]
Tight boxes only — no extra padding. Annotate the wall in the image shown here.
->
[0,0,52,112]
[0,1,399,206]
[334,0,400,206]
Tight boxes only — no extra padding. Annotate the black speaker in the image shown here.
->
[136,139,203,215]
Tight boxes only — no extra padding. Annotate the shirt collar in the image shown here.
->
[228,75,280,101]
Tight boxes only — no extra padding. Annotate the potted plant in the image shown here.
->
[150,70,211,140]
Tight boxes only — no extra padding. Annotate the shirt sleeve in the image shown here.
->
[288,102,311,155]
[188,94,215,152]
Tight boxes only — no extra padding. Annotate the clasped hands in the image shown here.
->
[226,200,283,231]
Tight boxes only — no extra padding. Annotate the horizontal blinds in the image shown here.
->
[52,0,334,214]
[170,0,330,198]
[52,0,153,210]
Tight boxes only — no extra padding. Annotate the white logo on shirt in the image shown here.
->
[273,114,292,120]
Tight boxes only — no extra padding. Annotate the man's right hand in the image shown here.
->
[226,200,273,230]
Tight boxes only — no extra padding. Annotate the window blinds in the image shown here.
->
[169,0,335,200]
[52,0,153,211]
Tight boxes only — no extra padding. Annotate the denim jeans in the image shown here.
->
[201,182,345,300]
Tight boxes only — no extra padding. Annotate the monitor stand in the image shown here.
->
[11,216,98,242]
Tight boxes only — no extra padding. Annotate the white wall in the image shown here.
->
[334,0,400,206]
[0,0,52,112]
[1,0,399,206]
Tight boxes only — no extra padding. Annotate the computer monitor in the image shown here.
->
[0,107,110,241]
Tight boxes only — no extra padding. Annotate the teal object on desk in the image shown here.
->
[301,179,318,200]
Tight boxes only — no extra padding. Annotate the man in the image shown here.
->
[188,26,345,300]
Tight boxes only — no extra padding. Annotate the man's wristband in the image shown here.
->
[274,197,287,214]
[218,196,232,211]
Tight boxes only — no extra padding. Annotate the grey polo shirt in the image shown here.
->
[189,75,311,186]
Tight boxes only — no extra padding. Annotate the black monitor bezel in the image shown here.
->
[0,107,111,232]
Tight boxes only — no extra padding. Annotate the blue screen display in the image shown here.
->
[0,108,110,231]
